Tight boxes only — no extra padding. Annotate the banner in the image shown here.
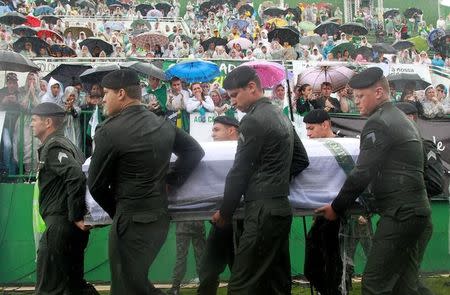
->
[189,112,216,142]
[331,114,450,196]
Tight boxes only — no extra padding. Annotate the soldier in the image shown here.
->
[87,69,204,295]
[317,67,432,295]
[31,102,98,295]
[211,66,310,294]
[197,116,240,295]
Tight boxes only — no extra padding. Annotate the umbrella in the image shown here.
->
[0,12,26,26]
[383,9,399,19]
[227,19,249,31]
[44,64,92,87]
[298,21,316,32]
[372,43,397,54]
[297,65,355,93]
[299,34,322,45]
[268,26,300,46]
[119,61,166,80]
[76,0,96,9]
[49,44,76,57]
[168,34,193,46]
[238,4,254,16]
[64,27,94,38]
[427,29,446,49]
[407,36,429,52]
[387,73,430,91]
[130,29,147,37]
[13,36,50,55]
[105,21,125,31]
[404,8,422,18]
[352,46,373,60]
[266,17,288,27]
[130,19,151,29]
[37,29,63,42]
[40,15,60,24]
[132,32,169,48]
[263,7,286,17]
[330,42,356,56]
[339,22,368,35]
[227,37,253,50]
[79,38,114,56]
[238,61,287,89]
[33,5,54,16]
[136,4,153,16]
[285,7,301,22]
[12,26,37,37]
[146,9,164,18]
[199,1,217,14]
[25,15,41,27]
[392,40,415,51]
[0,6,12,16]
[165,59,220,83]
[314,22,340,36]
[80,64,120,87]
[34,0,48,5]
[201,37,228,50]
[0,50,40,72]
[155,2,172,16]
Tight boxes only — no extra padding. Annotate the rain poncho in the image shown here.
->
[63,86,82,148]
[40,77,64,106]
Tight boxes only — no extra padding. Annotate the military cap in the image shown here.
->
[303,109,330,124]
[349,67,384,89]
[101,69,140,90]
[32,102,65,117]
[223,66,260,90]
[396,102,418,115]
[214,115,240,128]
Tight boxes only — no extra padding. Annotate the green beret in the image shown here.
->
[214,115,240,128]
[349,67,384,89]
[396,102,418,115]
[223,66,260,90]
[101,69,140,90]
[303,109,330,124]
[31,102,65,117]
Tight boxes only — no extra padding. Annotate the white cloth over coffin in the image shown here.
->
[83,138,360,225]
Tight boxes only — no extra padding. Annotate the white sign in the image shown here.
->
[189,112,216,142]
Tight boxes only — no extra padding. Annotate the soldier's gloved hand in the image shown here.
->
[75,220,92,231]
[315,204,338,221]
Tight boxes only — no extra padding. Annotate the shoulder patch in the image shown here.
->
[427,150,437,161]
[366,132,376,144]
[58,152,68,163]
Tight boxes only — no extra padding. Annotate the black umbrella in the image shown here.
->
[372,43,397,54]
[352,46,373,60]
[40,15,60,24]
[13,36,50,55]
[268,26,300,46]
[404,8,422,18]
[0,50,40,72]
[201,37,228,51]
[263,7,286,17]
[80,64,120,85]
[387,73,430,91]
[0,12,26,26]
[314,21,340,36]
[34,0,47,6]
[392,40,414,51]
[285,7,301,22]
[76,0,96,9]
[199,1,216,14]
[44,64,92,88]
[238,4,254,16]
[168,34,193,46]
[49,44,76,57]
[12,26,37,37]
[340,22,368,35]
[154,2,172,16]
[79,38,114,56]
[119,61,166,80]
[383,9,399,19]
[136,4,153,16]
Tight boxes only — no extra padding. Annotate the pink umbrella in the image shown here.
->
[297,65,355,93]
[238,60,288,88]
[146,9,163,18]
[227,37,253,50]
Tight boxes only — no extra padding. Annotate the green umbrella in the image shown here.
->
[298,21,316,32]
[330,42,356,56]
[130,19,150,30]
[407,36,429,52]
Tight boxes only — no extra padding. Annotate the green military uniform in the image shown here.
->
[88,69,204,295]
[219,93,309,293]
[33,103,97,295]
[331,68,432,295]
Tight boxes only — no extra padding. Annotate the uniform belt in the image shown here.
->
[116,197,167,214]
[244,195,287,202]
[44,215,68,225]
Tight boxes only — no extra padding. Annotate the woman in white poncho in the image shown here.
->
[62,86,82,148]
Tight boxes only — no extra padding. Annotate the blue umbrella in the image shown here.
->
[427,29,446,49]
[34,5,55,16]
[165,60,220,83]
[105,21,125,31]
[227,19,249,30]
[0,5,11,16]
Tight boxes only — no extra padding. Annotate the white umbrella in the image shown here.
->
[297,65,355,93]
[227,37,253,50]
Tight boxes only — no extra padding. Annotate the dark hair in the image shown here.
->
[170,77,182,85]
[223,66,261,90]
[321,82,332,88]
[38,115,65,130]
[298,83,311,95]
[113,85,142,100]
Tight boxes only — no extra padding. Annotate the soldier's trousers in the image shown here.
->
[109,210,170,295]
[227,198,292,295]
[361,214,432,295]
[171,221,206,288]
[36,216,92,295]
[417,221,434,295]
